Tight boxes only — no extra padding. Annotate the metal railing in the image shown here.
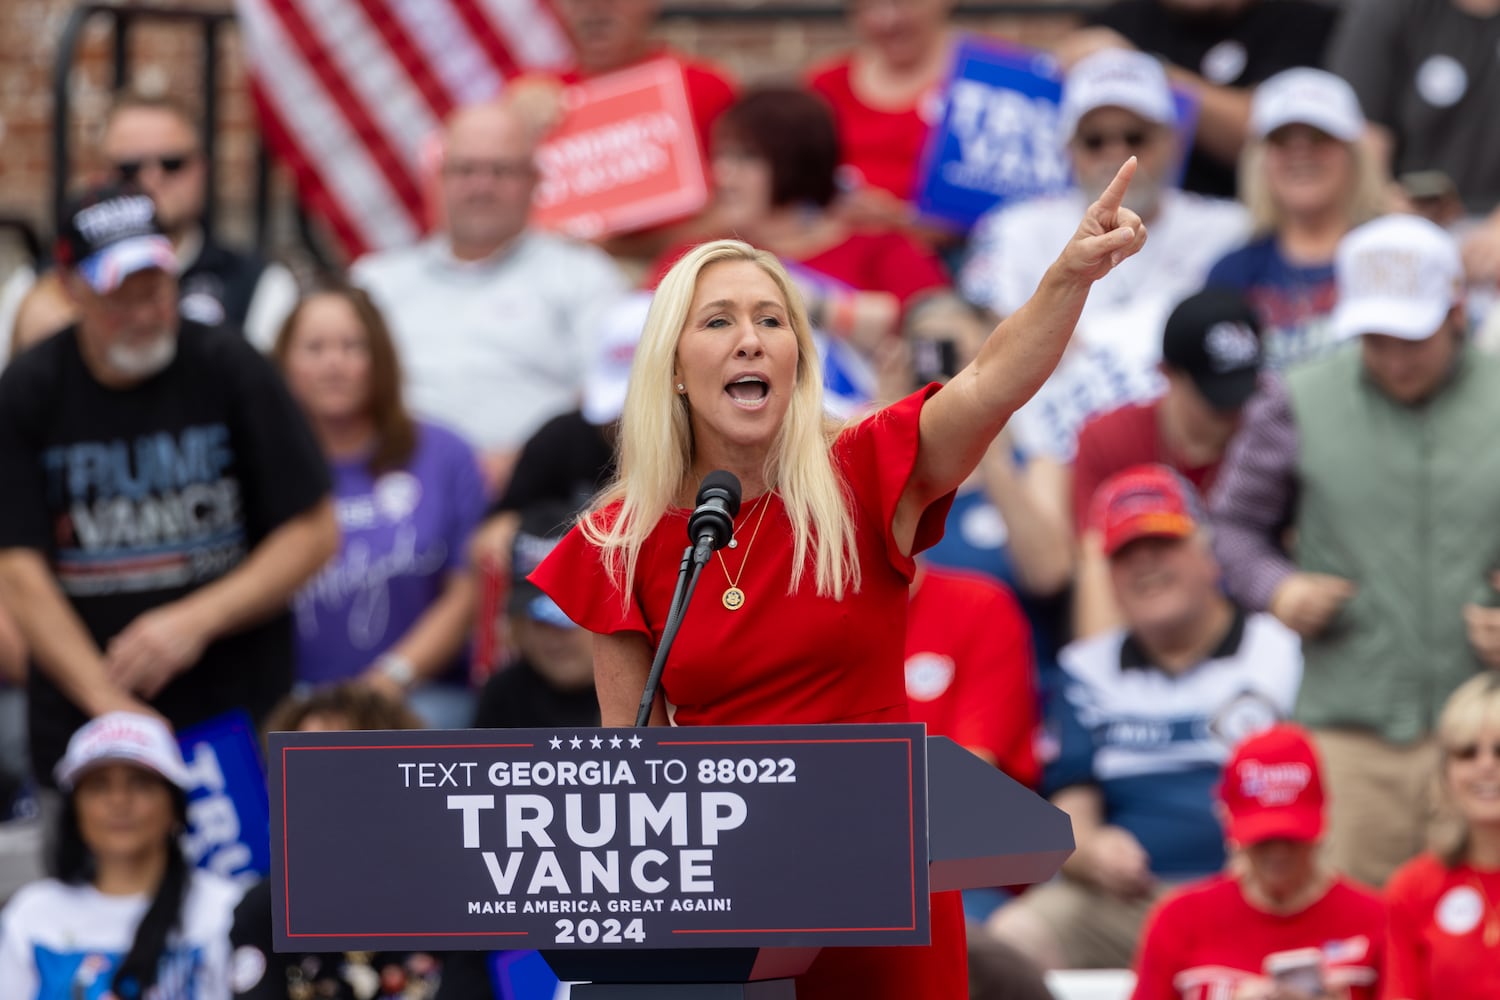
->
[51,4,244,247]
[51,3,343,268]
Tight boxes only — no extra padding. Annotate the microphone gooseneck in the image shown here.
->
[636,471,743,726]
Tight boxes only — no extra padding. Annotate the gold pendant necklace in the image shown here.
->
[715,491,772,611]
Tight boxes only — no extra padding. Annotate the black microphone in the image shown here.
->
[688,470,742,565]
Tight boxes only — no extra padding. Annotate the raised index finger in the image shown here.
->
[1095,156,1138,222]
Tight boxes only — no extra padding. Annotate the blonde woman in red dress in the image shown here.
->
[532,160,1148,1000]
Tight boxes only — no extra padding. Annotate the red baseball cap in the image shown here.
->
[1218,724,1325,846]
[1091,464,1200,557]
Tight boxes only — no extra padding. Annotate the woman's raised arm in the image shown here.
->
[893,158,1149,555]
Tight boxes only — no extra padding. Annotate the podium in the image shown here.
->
[270,725,1073,999]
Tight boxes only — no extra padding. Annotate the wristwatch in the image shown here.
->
[376,652,416,689]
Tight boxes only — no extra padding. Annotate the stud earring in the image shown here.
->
[676,383,685,392]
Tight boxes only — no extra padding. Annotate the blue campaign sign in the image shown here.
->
[270,724,930,953]
[914,37,1202,229]
[915,37,1071,228]
[178,710,271,884]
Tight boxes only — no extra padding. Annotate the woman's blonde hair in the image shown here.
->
[1238,133,1388,237]
[582,240,859,604]
[1435,673,1500,866]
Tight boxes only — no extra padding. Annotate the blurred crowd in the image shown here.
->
[3,0,1500,998]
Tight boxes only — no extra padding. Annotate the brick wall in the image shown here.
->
[0,0,1084,270]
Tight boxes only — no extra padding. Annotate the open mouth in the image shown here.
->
[725,375,770,409]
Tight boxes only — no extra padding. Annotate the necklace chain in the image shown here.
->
[715,491,773,611]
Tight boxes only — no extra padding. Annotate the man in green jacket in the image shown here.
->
[1210,214,1500,886]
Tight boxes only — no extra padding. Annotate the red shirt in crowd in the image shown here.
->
[1071,399,1221,536]
[533,389,965,1000]
[1383,852,1500,1000]
[1132,873,1385,1000]
[797,230,949,306]
[905,564,1038,787]
[807,56,937,202]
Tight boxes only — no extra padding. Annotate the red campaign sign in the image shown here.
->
[532,59,710,240]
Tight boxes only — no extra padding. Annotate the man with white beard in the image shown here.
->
[960,49,1250,465]
[0,182,338,813]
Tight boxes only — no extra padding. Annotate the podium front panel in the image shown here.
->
[270,724,930,952]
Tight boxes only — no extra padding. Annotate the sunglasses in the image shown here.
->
[1448,742,1500,762]
[1076,129,1153,153]
[112,152,197,181]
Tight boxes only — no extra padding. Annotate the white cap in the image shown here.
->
[1250,68,1365,142]
[582,291,650,426]
[55,711,191,792]
[1331,214,1463,342]
[1059,49,1176,141]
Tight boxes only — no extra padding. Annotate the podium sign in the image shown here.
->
[271,725,929,953]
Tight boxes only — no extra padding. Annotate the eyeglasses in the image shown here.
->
[112,152,197,181]
[441,158,536,181]
[1448,742,1500,762]
[1076,129,1153,153]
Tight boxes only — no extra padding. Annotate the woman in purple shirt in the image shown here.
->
[272,285,486,727]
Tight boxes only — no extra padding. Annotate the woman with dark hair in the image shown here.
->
[1383,673,1500,1000]
[649,85,951,360]
[262,678,427,735]
[272,285,487,728]
[0,712,240,998]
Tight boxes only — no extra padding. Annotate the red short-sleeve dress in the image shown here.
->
[532,388,967,1000]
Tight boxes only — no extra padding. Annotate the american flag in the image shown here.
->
[234,0,575,258]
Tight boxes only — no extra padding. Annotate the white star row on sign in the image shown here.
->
[545,735,645,750]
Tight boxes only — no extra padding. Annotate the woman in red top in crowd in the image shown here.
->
[1383,673,1500,1000]
[1132,724,1385,1000]
[808,0,957,228]
[650,86,951,356]
[530,159,1148,999]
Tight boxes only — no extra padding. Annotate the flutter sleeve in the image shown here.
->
[834,383,956,581]
[529,506,653,640]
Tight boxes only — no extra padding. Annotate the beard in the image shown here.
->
[107,333,177,379]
